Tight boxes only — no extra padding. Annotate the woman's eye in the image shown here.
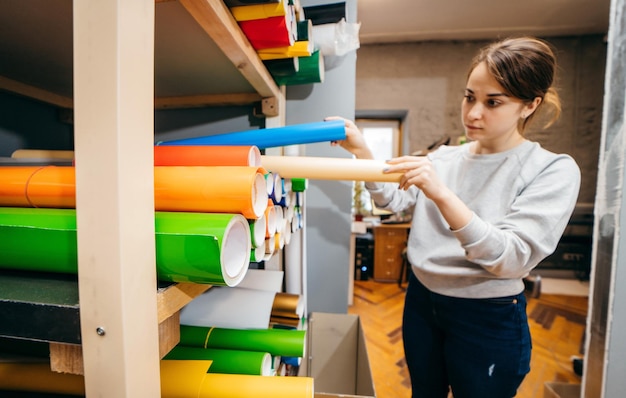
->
[464,95,475,102]
[487,99,501,107]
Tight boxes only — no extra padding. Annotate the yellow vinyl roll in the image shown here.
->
[230,0,289,21]
[0,360,314,398]
[261,155,403,183]
[160,360,212,397]
[0,362,85,395]
[199,373,314,398]
[0,360,214,397]
[257,41,312,60]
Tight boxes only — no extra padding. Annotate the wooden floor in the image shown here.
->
[348,279,588,398]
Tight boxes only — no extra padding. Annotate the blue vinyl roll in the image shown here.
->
[156,119,346,149]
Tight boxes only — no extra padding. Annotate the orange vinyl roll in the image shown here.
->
[265,199,277,238]
[0,166,76,208]
[154,166,268,219]
[154,145,262,167]
[0,166,268,218]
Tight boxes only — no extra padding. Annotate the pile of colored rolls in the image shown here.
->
[227,0,323,86]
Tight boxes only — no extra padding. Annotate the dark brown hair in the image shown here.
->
[468,37,561,132]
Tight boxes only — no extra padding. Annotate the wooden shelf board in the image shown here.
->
[0,0,282,109]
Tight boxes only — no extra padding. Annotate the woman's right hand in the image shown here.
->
[325,116,374,159]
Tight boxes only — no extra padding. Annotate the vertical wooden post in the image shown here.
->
[73,1,160,396]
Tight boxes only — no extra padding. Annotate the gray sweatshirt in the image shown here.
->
[366,140,581,299]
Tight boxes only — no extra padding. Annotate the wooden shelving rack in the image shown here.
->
[0,0,285,395]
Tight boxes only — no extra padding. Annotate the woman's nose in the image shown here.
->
[467,103,483,119]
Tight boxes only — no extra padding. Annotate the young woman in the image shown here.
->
[329,36,581,397]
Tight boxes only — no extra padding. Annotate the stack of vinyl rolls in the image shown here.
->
[225,0,323,86]
[0,118,349,284]
[157,119,347,263]
[0,144,270,286]
[0,360,314,398]
[0,120,354,397]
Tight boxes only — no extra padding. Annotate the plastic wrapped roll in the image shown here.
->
[261,155,404,182]
[180,325,306,358]
[0,208,251,285]
[180,286,276,329]
[156,119,345,149]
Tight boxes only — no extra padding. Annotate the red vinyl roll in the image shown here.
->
[238,15,294,50]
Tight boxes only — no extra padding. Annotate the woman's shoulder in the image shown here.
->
[520,141,581,178]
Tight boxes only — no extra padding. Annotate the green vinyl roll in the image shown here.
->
[163,346,272,376]
[290,178,308,192]
[179,325,306,358]
[264,56,299,77]
[0,208,251,285]
[273,50,324,86]
[296,19,312,41]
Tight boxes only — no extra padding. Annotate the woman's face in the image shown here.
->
[462,62,530,150]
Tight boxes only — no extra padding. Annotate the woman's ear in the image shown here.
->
[525,96,542,117]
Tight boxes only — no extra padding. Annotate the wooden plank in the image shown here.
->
[155,92,262,109]
[50,311,183,375]
[73,0,160,395]
[49,343,83,375]
[0,75,73,109]
[156,283,211,324]
[178,0,283,101]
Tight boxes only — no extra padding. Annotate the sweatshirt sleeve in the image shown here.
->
[452,153,581,278]
[365,181,418,214]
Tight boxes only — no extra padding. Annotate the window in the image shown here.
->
[352,118,403,218]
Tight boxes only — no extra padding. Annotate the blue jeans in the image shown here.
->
[402,272,531,398]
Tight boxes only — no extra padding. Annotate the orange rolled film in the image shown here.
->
[0,166,76,208]
[0,166,268,218]
[154,166,268,219]
[154,145,262,167]
[265,200,277,238]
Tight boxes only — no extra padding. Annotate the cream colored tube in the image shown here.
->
[261,155,403,182]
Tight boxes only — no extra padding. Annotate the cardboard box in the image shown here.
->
[544,382,581,398]
[303,312,376,398]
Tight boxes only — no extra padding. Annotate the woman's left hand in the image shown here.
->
[384,156,448,201]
